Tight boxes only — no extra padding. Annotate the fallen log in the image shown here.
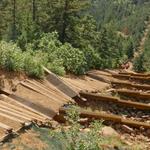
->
[79,92,150,110]
[60,108,150,129]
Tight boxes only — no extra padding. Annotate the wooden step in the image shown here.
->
[80,92,150,110]
[60,108,150,129]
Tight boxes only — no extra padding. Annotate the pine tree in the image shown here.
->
[11,0,17,41]
[134,53,146,72]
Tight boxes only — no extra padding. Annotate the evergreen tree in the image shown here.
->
[134,53,146,72]
[126,40,134,59]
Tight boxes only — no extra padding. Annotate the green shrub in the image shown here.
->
[23,51,44,78]
[34,32,62,52]
[29,32,87,75]
[0,41,44,78]
[47,62,65,76]
[56,43,87,75]
[49,106,103,150]
[49,106,127,150]
[0,41,24,71]
[133,53,146,72]
[82,46,102,69]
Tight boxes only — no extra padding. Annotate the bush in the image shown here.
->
[49,106,127,150]
[82,46,102,69]
[0,41,24,71]
[56,43,87,75]
[23,51,44,78]
[28,32,87,75]
[49,106,104,150]
[133,53,146,72]
[0,41,44,78]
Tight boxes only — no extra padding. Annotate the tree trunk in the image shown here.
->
[32,0,36,21]
[61,0,68,43]
[12,0,16,40]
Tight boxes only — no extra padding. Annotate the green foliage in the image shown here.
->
[56,43,87,75]
[48,106,128,150]
[23,51,44,78]
[0,41,24,71]
[82,46,102,69]
[28,32,87,75]
[126,40,134,59]
[95,24,126,69]
[0,0,150,75]
[0,41,45,78]
[50,106,104,150]
[133,53,146,72]
[134,31,150,72]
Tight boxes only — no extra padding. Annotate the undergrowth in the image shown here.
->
[47,106,127,150]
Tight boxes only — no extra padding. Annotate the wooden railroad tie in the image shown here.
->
[111,81,150,91]
[59,108,150,129]
[112,74,150,82]
[79,92,150,110]
[119,72,150,77]
[116,89,150,100]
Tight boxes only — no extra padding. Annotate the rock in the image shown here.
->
[101,126,119,137]
[50,121,59,128]
[139,126,145,131]
[124,141,133,146]
[63,126,71,131]
[83,128,91,133]
[78,118,89,123]
[121,125,134,133]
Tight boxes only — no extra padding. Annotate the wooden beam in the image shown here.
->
[0,123,12,132]
[119,72,150,77]
[43,66,78,98]
[0,111,25,124]
[0,100,45,122]
[9,94,54,119]
[0,94,51,120]
[0,104,40,122]
[60,108,150,129]
[112,74,150,82]
[80,92,150,110]
[116,89,150,100]
[26,79,73,103]
[20,81,63,105]
[111,81,150,91]
[0,107,31,121]
[87,73,111,83]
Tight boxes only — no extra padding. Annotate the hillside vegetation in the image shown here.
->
[0,0,150,78]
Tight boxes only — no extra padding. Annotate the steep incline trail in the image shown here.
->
[128,20,150,71]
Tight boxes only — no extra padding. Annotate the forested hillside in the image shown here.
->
[0,0,150,77]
